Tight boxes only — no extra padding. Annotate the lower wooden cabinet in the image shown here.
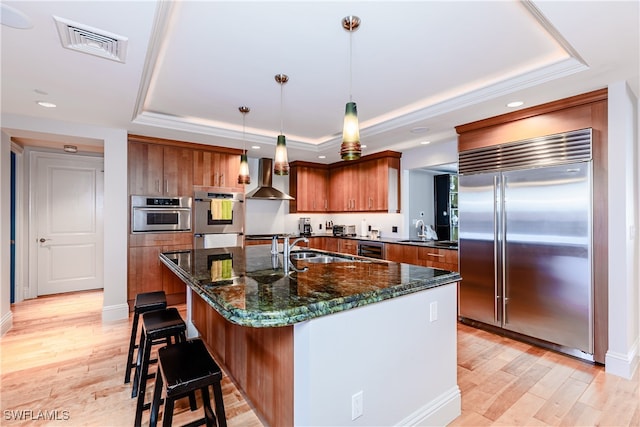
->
[385,243,458,271]
[128,232,192,309]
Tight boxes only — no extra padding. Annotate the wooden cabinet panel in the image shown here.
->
[128,142,164,196]
[193,150,242,190]
[129,142,193,196]
[163,146,193,196]
[289,164,329,213]
[338,239,358,255]
[128,232,192,306]
[193,295,294,427]
[385,243,458,271]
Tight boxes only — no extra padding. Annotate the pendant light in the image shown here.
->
[341,15,361,161]
[273,73,290,176]
[237,106,251,185]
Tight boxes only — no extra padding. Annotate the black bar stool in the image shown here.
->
[125,291,167,384]
[149,339,227,427]
[133,307,187,426]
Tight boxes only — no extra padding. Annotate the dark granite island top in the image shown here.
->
[159,245,461,328]
[160,244,462,427]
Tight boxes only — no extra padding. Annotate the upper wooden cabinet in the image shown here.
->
[128,135,243,196]
[129,142,193,196]
[193,150,242,191]
[290,151,401,213]
[289,163,329,213]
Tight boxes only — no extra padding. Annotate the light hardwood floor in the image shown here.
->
[1,290,638,426]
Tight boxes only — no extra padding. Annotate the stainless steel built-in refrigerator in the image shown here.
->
[458,128,594,361]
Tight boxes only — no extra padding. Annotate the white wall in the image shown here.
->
[0,114,129,323]
[0,131,13,335]
[606,81,640,378]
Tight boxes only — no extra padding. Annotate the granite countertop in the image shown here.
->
[160,245,460,328]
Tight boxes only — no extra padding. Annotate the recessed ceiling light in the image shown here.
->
[410,126,429,134]
[506,101,524,108]
[420,140,431,145]
[37,101,56,108]
[361,145,367,148]
[251,145,260,150]
[318,155,326,159]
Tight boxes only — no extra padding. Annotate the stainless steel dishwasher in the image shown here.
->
[357,241,385,259]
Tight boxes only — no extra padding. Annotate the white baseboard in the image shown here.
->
[102,303,129,322]
[396,385,462,427]
[605,338,639,380]
[1,310,13,336]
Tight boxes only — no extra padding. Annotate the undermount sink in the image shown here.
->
[290,251,355,263]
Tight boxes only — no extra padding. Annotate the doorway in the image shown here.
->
[29,151,104,296]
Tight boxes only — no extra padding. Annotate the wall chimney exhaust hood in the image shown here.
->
[246,158,294,200]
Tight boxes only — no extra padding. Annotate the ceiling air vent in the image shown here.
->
[53,15,128,63]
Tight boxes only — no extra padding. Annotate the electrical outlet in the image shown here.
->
[430,301,438,322]
[392,226,398,233]
[352,391,363,420]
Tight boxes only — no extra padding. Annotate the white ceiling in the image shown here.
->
[1,1,638,163]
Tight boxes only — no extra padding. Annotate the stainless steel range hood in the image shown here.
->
[246,158,294,200]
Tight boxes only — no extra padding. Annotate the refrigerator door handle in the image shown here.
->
[501,175,508,325]
[493,175,499,324]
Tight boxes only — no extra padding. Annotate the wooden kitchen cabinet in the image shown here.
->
[337,238,358,255]
[128,232,193,309]
[193,149,242,191]
[290,151,401,213]
[385,243,419,265]
[418,247,458,271]
[289,163,329,213]
[128,141,193,196]
[385,243,458,272]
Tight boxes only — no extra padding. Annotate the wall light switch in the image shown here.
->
[429,301,438,322]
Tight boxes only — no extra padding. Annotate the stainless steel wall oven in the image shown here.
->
[131,195,192,233]
[193,191,244,235]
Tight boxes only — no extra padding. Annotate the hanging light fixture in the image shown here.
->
[341,15,361,161]
[237,106,251,185]
[273,73,290,176]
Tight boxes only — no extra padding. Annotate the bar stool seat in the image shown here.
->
[125,291,167,384]
[150,338,227,427]
[133,307,187,427]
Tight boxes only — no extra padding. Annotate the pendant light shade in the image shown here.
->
[237,106,251,185]
[341,15,361,161]
[274,134,289,175]
[273,73,290,176]
[341,101,361,160]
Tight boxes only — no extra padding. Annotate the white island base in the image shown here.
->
[294,282,461,426]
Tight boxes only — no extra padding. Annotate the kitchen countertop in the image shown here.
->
[245,233,459,249]
[160,245,460,327]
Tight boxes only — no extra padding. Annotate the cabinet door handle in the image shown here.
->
[220,173,225,186]
[165,180,169,194]
[156,179,160,193]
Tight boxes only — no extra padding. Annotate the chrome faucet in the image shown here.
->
[282,235,309,275]
[416,219,427,240]
[283,235,309,260]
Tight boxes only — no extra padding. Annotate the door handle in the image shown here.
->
[39,238,52,243]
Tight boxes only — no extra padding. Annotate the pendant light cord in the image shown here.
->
[280,82,284,134]
[242,113,246,154]
[349,29,353,102]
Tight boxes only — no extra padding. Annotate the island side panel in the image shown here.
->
[192,294,294,427]
[293,282,461,426]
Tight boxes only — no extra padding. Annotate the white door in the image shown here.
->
[34,153,104,296]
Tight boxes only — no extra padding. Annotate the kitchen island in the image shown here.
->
[160,245,461,426]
